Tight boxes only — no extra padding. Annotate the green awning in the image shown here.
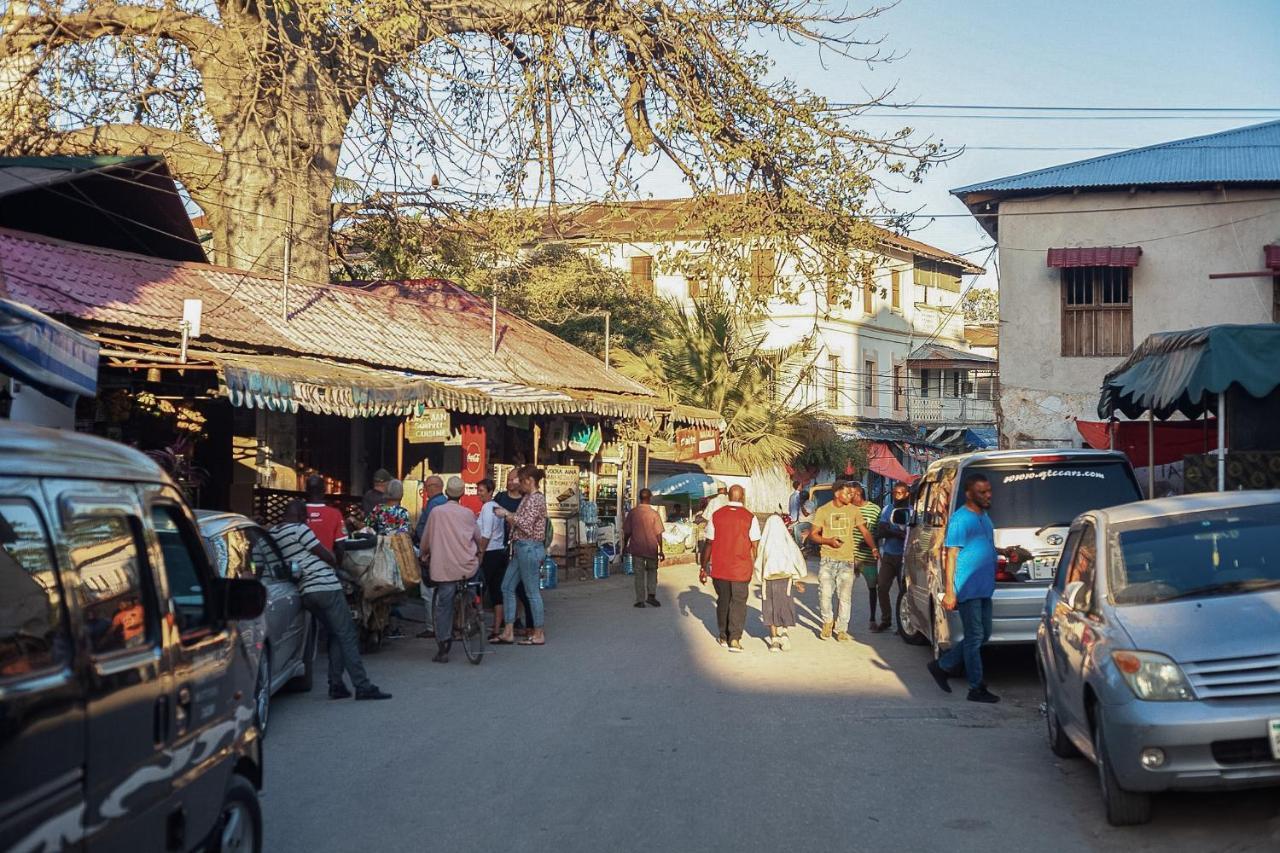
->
[1098,324,1280,420]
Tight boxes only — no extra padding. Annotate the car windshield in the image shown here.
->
[1109,503,1280,605]
[968,460,1141,529]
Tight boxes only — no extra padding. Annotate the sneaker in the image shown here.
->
[728,640,744,653]
[633,601,646,608]
[385,627,406,640]
[716,636,728,648]
[779,633,792,651]
[967,686,1001,704]
[355,686,392,701]
[834,631,852,643]
[819,620,834,640]
[927,660,954,694]
[768,638,781,652]
[328,684,352,700]
[646,596,662,608]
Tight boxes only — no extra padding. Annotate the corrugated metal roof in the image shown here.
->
[0,227,653,398]
[1047,246,1142,268]
[952,120,1280,196]
[907,342,996,365]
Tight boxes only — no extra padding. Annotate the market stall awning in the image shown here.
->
[214,352,661,420]
[963,427,998,449]
[867,442,917,484]
[0,297,98,404]
[1077,419,1217,468]
[1097,324,1280,420]
[1047,246,1142,268]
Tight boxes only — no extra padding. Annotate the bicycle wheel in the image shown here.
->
[460,591,485,664]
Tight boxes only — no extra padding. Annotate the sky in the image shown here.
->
[642,0,1280,289]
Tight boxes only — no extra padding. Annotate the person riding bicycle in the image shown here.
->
[421,477,482,664]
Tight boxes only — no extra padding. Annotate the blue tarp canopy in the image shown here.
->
[649,472,724,499]
[0,298,97,405]
[963,427,998,449]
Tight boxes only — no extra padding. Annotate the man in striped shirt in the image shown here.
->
[847,482,883,632]
[272,501,391,701]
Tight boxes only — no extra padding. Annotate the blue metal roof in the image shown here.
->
[952,120,1280,196]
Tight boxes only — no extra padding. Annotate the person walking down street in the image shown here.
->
[494,466,547,646]
[495,469,536,637]
[810,480,878,642]
[873,482,912,633]
[304,474,348,555]
[475,479,510,642]
[926,473,1023,704]
[422,477,482,663]
[413,475,447,639]
[362,468,392,516]
[787,480,807,548]
[623,488,665,608]
[755,513,807,652]
[366,479,411,535]
[700,484,761,653]
[848,483,882,632]
[271,501,390,701]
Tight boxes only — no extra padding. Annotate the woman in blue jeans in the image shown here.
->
[494,465,547,645]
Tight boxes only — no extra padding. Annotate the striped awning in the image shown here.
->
[1047,246,1142,268]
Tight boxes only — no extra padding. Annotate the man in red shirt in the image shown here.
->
[304,475,348,553]
[700,484,761,652]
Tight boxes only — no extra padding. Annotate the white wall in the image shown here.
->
[996,188,1280,446]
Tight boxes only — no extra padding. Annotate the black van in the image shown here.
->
[0,422,266,852]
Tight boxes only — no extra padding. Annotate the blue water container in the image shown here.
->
[623,554,634,575]
[593,549,610,579]
[540,555,559,589]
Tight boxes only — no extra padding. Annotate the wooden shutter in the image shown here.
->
[1061,267,1132,357]
[750,249,776,296]
[891,269,901,309]
[630,255,654,294]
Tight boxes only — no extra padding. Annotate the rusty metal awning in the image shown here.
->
[1047,246,1142,268]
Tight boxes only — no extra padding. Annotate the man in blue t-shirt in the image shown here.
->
[926,472,1023,704]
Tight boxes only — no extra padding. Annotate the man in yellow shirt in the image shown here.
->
[809,480,879,641]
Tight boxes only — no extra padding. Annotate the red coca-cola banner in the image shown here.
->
[460,424,486,482]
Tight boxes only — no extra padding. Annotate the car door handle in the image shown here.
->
[154,695,170,744]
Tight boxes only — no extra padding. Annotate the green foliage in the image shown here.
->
[961,288,1000,323]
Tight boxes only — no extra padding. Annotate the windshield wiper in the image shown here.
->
[1161,579,1280,601]
[1035,521,1072,537]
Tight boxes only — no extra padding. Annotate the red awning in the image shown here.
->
[867,442,918,484]
[1046,246,1142,268]
[1076,419,1217,468]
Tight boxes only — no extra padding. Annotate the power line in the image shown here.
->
[871,104,1280,113]
[850,112,1280,121]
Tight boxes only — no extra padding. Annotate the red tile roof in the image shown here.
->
[0,227,652,397]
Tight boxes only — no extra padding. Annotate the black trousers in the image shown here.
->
[712,579,749,642]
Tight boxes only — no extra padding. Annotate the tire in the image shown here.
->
[212,774,262,853]
[1094,716,1152,826]
[461,590,485,665]
[285,622,316,693]
[896,586,928,646]
[1040,661,1079,759]
[253,649,271,738]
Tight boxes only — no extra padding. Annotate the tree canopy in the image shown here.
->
[961,287,999,324]
[2,0,949,290]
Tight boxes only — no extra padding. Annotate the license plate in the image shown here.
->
[1270,719,1280,760]
[1031,557,1056,581]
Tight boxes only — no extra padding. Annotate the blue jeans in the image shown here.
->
[818,558,856,629]
[503,541,545,628]
[303,589,372,692]
[938,597,993,691]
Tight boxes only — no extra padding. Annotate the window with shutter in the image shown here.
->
[891,269,901,310]
[630,255,654,294]
[1061,266,1133,357]
[750,249,776,296]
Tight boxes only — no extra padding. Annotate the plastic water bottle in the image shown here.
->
[623,554,634,575]
[593,549,610,579]
[540,555,559,589]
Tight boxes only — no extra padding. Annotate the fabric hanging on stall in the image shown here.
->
[1076,419,1217,468]
[866,442,918,484]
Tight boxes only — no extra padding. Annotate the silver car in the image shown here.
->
[897,449,1143,653]
[198,510,317,735]
[1037,491,1280,826]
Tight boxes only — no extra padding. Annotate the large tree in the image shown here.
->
[1,1,947,286]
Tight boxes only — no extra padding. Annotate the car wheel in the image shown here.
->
[253,649,270,738]
[1094,716,1152,826]
[896,587,928,646]
[285,623,316,693]
[213,774,262,853]
[1041,665,1079,758]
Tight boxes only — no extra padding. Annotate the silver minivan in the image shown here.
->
[1038,491,1280,826]
[895,449,1142,655]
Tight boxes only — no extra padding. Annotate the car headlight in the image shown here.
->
[1111,651,1196,701]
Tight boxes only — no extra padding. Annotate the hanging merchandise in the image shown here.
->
[540,555,559,589]
[545,418,570,453]
[568,422,593,453]
[585,423,604,455]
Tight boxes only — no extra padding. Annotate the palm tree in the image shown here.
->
[616,297,860,474]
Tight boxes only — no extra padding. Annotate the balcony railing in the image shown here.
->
[909,396,995,424]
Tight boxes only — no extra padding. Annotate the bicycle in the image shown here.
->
[453,577,485,665]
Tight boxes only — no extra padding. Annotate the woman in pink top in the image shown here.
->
[494,465,547,645]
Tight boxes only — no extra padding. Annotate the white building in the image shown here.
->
[532,198,990,431]
[952,120,1280,448]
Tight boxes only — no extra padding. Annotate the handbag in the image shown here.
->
[362,536,405,600]
[387,532,420,586]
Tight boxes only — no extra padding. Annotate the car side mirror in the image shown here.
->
[1063,580,1090,612]
[220,577,267,621]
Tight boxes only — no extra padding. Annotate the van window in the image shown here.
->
[967,459,1141,530]
[245,527,289,580]
[67,513,155,656]
[151,505,215,641]
[0,500,69,678]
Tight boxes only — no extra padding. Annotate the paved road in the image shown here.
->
[261,564,1279,852]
